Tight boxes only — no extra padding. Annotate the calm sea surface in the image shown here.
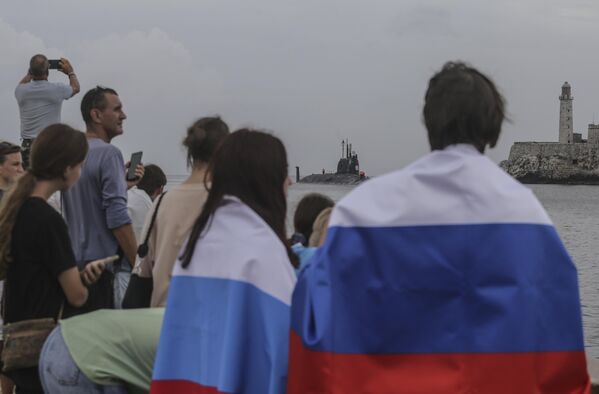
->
[168,177,599,357]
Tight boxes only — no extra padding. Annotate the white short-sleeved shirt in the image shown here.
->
[127,187,153,241]
[15,80,72,139]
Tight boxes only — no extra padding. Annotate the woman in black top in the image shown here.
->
[0,124,110,393]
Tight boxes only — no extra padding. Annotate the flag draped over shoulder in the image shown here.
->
[288,144,590,394]
[151,196,296,394]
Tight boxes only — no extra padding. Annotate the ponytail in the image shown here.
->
[183,117,229,168]
[0,124,87,280]
[0,172,37,279]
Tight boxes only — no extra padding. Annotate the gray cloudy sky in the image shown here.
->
[1,0,598,176]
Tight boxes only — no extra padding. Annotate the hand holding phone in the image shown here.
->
[48,59,61,70]
[98,255,120,266]
[127,151,143,181]
[80,255,119,286]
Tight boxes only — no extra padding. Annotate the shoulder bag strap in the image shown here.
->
[137,192,167,259]
[1,281,5,322]
[57,301,64,322]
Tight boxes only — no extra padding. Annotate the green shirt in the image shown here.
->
[60,308,164,394]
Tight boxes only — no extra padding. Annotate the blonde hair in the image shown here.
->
[308,207,333,247]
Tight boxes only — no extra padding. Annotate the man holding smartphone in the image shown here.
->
[15,54,80,168]
[61,86,144,313]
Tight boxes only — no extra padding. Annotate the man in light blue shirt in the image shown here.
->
[15,54,80,167]
[62,86,143,313]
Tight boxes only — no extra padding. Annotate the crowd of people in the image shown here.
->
[0,54,591,393]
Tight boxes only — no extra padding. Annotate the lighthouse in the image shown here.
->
[559,82,574,144]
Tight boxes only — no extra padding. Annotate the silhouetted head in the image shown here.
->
[0,142,23,188]
[80,86,126,140]
[137,164,167,200]
[292,193,334,246]
[29,54,49,80]
[423,61,506,153]
[183,116,230,168]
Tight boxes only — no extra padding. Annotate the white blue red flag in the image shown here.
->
[288,144,590,393]
[151,196,296,394]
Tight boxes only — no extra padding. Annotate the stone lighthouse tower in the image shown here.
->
[559,82,573,144]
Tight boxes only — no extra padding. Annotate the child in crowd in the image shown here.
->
[290,193,334,246]
[127,163,167,241]
[0,124,111,393]
[290,194,334,271]
[151,129,296,394]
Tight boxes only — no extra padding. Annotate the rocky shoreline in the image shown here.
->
[501,141,599,185]
[500,155,599,185]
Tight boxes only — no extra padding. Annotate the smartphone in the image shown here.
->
[127,151,143,181]
[102,255,120,266]
[48,59,61,70]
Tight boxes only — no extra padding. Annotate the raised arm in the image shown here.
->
[59,58,80,97]
[18,72,32,85]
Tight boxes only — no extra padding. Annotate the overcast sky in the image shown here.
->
[1,0,598,177]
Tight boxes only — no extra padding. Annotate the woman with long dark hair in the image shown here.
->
[151,129,296,394]
[0,124,110,393]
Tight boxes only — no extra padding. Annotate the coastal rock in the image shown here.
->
[502,149,599,184]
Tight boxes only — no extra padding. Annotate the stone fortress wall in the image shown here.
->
[508,142,599,171]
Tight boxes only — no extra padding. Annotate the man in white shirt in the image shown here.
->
[128,164,167,240]
[15,54,80,167]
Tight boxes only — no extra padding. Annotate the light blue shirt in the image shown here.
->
[62,138,131,268]
[291,243,318,274]
[15,80,72,139]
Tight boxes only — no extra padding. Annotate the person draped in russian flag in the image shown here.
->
[151,129,297,394]
[288,62,590,394]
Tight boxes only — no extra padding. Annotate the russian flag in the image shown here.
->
[288,145,590,393]
[151,197,296,394]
